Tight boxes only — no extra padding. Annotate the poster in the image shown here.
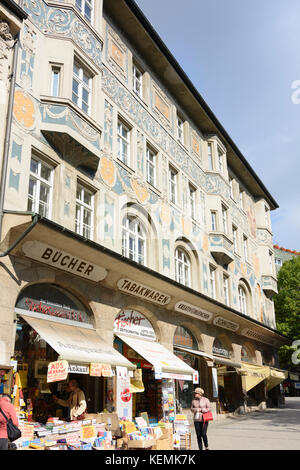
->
[47,360,68,383]
[116,376,132,421]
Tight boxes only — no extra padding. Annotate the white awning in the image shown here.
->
[20,314,135,370]
[174,346,214,361]
[116,334,195,379]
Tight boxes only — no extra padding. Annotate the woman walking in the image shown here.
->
[191,387,212,450]
[0,395,19,450]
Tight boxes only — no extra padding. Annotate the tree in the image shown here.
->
[274,256,300,370]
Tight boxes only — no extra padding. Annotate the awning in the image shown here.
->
[267,368,288,391]
[213,356,242,369]
[238,363,270,392]
[116,334,195,380]
[20,314,135,370]
[174,346,214,361]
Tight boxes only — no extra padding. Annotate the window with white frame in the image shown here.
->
[122,216,146,265]
[209,266,217,299]
[222,204,228,234]
[146,146,156,187]
[117,119,131,166]
[229,176,234,199]
[75,185,94,240]
[175,248,191,287]
[51,65,61,97]
[132,63,143,98]
[211,211,217,231]
[275,258,283,267]
[232,225,238,253]
[218,148,224,174]
[189,183,196,219]
[72,61,92,114]
[177,116,184,144]
[238,285,247,314]
[27,156,54,218]
[223,275,230,306]
[243,235,248,262]
[169,165,178,204]
[75,0,93,22]
[207,142,214,170]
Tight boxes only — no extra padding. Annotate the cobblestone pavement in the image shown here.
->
[190,398,300,450]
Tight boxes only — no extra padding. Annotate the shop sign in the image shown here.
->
[161,372,193,381]
[114,309,156,341]
[90,363,113,377]
[19,298,89,324]
[212,346,229,357]
[117,278,171,306]
[174,301,213,322]
[47,360,68,383]
[116,366,128,377]
[155,366,162,380]
[295,383,300,389]
[213,316,239,332]
[22,241,107,282]
[241,328,276,346]
[68,363,89,374]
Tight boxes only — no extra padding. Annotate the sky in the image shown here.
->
[135,0,300,250]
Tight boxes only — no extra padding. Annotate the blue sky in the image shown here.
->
[135,0,300,250]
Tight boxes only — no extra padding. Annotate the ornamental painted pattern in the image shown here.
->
[20,0,102,68]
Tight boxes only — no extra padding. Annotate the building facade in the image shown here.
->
[274,245,300,274]
[0,0,290,419]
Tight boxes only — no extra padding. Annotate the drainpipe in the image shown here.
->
[0,31,20,240]
[0,212,40,258]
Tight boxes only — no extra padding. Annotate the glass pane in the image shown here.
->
[39,183,50,204]
[83,208,91,226]
[30,159,38,174]
[82,102,89,114]
[83,191,91,206]
[28,178,36,197]
[41,164,51,182]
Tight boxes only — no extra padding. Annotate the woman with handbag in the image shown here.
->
[53,380,87,421]
[191,387,212,450]
[0,395,20,450]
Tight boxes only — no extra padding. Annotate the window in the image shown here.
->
[72,61,92,114]
[75,0,93,22]
[51,66,61,97]
[207,143,213,170]
[239,189,244,210]
[122,216,146,265]
[223,275,229,306]
[243,235,248,262]
[175,248,191,287]
[132,63,143,98]
[117,120,131,166]
[275,258,283,266]
[177,116,184,144]
[189,184,196,219]
[211,211,217,231]
[209,266,216,299]
[218,148,224,174]
[238,286,247,314]
[27,156,53,218]
[146,146,156,187]
[232,225,238,253]
[222,205,228,234]
[229,177,234,199]
[169,166,178,204]
[75,185,94,239]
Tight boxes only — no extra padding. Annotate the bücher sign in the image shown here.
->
[47,360,69,383]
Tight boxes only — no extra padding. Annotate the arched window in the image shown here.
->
[173,326,197,350]
[175,248,191,287]
[122,216,146,265]
[241,345,252,363]
[238,285,247,314]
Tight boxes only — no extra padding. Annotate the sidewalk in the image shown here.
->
[190,398,300,450]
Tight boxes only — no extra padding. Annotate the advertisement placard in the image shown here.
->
[47,360,68,383]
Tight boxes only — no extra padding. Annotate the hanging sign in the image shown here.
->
[117,278,171,306]
[193,370,199,384]
[47,360,69,383]
[22,241,107,282]
[213,317,239,332]
[68,363,89,375]
[174,301,213,322]
[116,376,132,421]
[114,309,156,341]
[90,363,113,377]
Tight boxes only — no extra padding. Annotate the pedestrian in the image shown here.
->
[191,387,212,450]
[53,379,87,421]
[0,394,19,451]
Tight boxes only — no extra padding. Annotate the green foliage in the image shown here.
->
[274,256,300,369]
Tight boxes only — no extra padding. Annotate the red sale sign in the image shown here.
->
[121,388,132,402]
[47,360,69,383]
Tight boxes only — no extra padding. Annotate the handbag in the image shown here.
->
[202,411,213,423]
[74,391,86,421]
[0,408,22,442]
